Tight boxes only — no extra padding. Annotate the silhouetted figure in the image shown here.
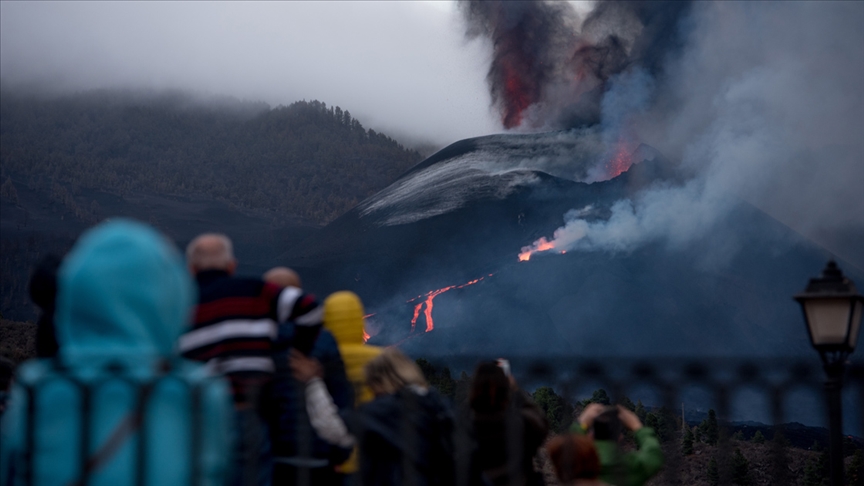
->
[291,347,456,486]
[263,266,302,288]
[468,361,548,486]
[1,219,233,486]
[28,254,61,357]
[265,272,354,486]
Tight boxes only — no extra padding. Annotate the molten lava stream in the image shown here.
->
[406,275,491,335]
[518,237,556,262]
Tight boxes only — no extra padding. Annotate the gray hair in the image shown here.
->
[186,233,235,271]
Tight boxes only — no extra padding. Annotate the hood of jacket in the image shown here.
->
[323,291,367,346]
[55,219,195,359]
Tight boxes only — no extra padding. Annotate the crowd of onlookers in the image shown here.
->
[0,219,663,486]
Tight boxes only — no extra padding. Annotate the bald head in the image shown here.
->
[186,233,237,275]
[263,267,302,288]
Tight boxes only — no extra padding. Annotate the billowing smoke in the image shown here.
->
[459,0,692,130]
[464,1,864,266]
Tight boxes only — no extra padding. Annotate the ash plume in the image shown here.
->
[459,0,692,130]
[518,2,864,267]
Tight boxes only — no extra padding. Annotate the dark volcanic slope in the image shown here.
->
[282,132,861,358]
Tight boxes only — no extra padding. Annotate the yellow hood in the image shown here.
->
[323,291,367,346]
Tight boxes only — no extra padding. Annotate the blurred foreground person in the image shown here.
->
[0,356,13,417]
[180,233,323,486]
[28,254,62,357]
[1,219,232,486]
[263,266,302,289]
[292,347,456,486]
[468,361,548,486]
[321,291,383,477]
[265,271,354,486]
[546,434,609,486]
[573,404,663,486]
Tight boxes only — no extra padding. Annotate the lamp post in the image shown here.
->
[795,260,864,486]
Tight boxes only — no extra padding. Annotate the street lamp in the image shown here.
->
[795,260,864,486]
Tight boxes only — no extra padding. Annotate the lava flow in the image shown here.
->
[407,275,492,333]
[518,237,556,262]
[362,313,375,342]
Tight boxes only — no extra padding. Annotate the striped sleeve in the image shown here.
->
[276,286,322,327]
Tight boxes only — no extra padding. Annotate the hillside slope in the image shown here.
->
[0,89,422,224]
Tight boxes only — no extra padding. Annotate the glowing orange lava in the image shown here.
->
[518,237,556,262]
[606,139,635,179]
[407,276,491,333]
[362,313,375,342]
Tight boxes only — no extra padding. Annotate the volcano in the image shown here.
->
[282,131,862,358]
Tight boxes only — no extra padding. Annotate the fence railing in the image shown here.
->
[10,357,864,486]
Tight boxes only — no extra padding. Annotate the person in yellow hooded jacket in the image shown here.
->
[322,291,382,476]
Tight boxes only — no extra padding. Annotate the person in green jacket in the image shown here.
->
[572,403,664,486]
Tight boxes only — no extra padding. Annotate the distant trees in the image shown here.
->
[707,457,720,486]
[731,447,751,485]
[0,92,423,225]
[804,441,829,486]
[699,409,720,446]
[682,426,695,455]
[532,386,574,433]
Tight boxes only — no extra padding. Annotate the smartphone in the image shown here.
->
[496,358,511,377]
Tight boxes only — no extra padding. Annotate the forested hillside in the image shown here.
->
[0,89,422,223]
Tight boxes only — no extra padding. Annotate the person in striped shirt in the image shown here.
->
[179,233,323,486]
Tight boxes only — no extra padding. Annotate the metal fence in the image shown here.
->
[9,357,864,486]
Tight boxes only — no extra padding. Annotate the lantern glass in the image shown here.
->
[804,298,852,346]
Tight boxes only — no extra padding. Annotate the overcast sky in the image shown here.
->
[0,1,588,147]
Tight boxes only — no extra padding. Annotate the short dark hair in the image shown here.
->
[592,406,622,441]
[469,361,511,414]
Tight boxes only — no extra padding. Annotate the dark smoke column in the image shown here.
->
[459,0,575,129]
[461,0,693,131]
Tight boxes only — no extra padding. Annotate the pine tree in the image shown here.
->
[804,442,829,486]
[732,430,745,441]
[619,395,636,411]
[732,448,750,485]
[634,400,647,422]
[682,426,694,455]
[751,430,765,444]
[700,409,719,445]
[580,388,611,406]
[707,457,720,486]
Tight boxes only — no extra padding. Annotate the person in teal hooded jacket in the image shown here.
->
[1,219,234,486]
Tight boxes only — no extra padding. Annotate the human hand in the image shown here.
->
[617,405,643,432]
[578,403,606,429]
[289,349,323,383]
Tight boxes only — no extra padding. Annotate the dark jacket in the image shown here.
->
[179,269,322,405]
[470,391,548,486]
[351,387,455,486]
[266,326,354,465]
[28,254,61,358]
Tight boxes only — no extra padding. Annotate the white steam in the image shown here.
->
[527,2,864,263]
